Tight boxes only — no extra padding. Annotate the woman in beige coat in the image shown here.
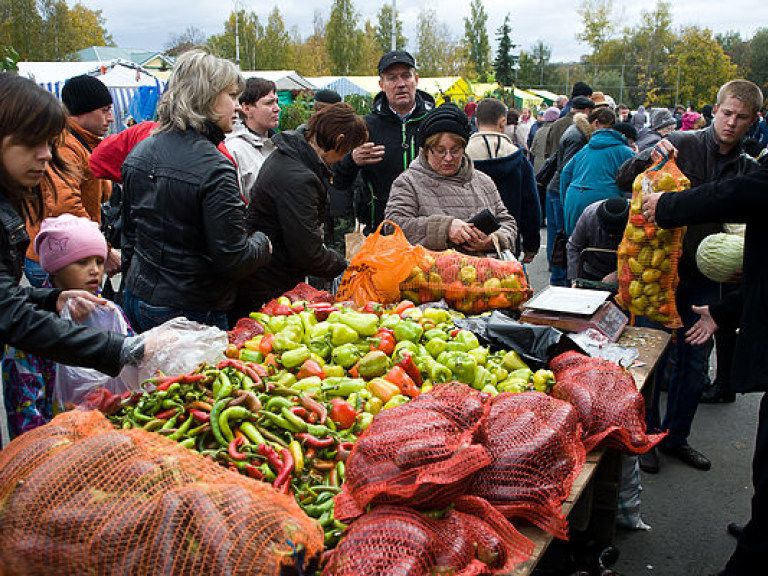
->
[384,104,517,256]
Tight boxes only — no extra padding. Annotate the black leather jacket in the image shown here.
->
[121,126,271,312]
[0,191,124,375]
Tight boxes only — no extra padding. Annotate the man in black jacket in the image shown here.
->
[642,156,768,576]
[333,50,435,233]
[617,79,762,473]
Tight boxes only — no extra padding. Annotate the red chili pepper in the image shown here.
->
[398,352,423,387]
[228,437,248,461]
[328,398,358,430]
[279,480,292,495]
[336,441,355,461]
[273,448,294,489]
[156,375,183,391]
[393,299,415,317]
[370,328,396,356]
[312,459,336,471]
[299,395,327,425]
[272,303,294,316]
[297,358,326,380]
[290,406,308,418]
[259,333,276,355]
[244,463,263,480]
[308,301,335,310]
[257,443,283,473]
[291,302,307,313]
[154,408,178,420]
[191,410,211,423]
[450,328,461,338]
[181,373,207,383]
[295,432,335,448]
[249,363,268,379]
[383,365,421,398]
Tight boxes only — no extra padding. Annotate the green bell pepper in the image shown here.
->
[454,329,480,350]
[338,311,379,337]
[239,348,264,364]
[267,315,289,334]
[502,349,529,371]
[357,350,390,380]
[310,321,332,339]
[273,328,302,352]
[281,345,311,369]
[497,377,530,394]
[331,343,361,369]
[422,307,451,324]
[425,337,448,359]
[393,340,420,361]
[442,351,477,385]
[472,365,496,390]
[308,337,333,360]
[331,323,359,347]
[383,394,410,410]
[379,313,401,330]
[467,346,489,366]
[532,369,556,392]
[423,328,448,341]
[508,368,533,382]
[393,320,424,343]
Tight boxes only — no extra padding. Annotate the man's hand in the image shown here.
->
[351,142,385,166]
[641,192,663,224]
[651,140,678,163]
[105,249,121,277]
[56,290,112,322]
[601,271,618,283]
[685,305,718,345]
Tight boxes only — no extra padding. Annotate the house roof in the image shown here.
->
[240,70,316,91]
[72,46,171,68]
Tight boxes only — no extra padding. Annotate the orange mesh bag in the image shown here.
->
[324,496,534,575]
[467,391,586,540]
[334,383,492,523]
[615,155,688,328]
[550,351,666,453]
[336,221,426,306]
[399,248,532,314]
[0,410,323,576]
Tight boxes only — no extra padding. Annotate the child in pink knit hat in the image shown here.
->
[3,215,132,439]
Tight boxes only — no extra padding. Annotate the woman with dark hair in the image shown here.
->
[121,50,271,332]
[0,73,149,393]
[225,77,281,202]
[231,103,368,317]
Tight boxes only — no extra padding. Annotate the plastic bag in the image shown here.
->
[616,155,687,328]
[336,220,425,306]
[54,305,133,411]
[616,455,651,531]
[399,248,532,314]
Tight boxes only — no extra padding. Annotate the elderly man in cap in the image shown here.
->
[635,108,678,151]
[333,50,435,233]
[24,74,118,287]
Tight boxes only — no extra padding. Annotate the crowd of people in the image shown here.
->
[1,46,768,576]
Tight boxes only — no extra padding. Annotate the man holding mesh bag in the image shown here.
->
[615,80,762,473]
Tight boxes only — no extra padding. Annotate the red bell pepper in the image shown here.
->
[328,398,358,430]
[383,365,420,398]
[370,328,396,356]
[259,333,276,355]
[393,299,415,317]
[297,358,326,380]
[272,303,295,316]
[362,301,383,316]
[397,352,423,386]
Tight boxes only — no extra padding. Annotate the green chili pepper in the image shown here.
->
[260,410,301,433]
[280,406,308,432]
[209,398,230,446]
[168,412,195,440]
[265,396,295,412]
[219,406,254,443]
[179,437,196,449]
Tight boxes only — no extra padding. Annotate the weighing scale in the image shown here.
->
[520,286,629,342]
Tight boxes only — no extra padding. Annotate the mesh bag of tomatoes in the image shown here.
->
[615,156,688,328]
[550,351,667,454]
[399,248,532,314]
[324,496,534,576]
[467,391,586,540]
[0,410,323,576]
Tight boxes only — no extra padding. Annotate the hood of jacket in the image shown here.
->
[572,113,593,139]
[227,120,271,148]
[588,128,629,150]
[271,127,331,181]
[466,131,518,160]
[372,89,435,122]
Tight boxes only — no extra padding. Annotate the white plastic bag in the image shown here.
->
[54,304,133,411]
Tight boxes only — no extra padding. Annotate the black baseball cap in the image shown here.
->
[377,50,416,75]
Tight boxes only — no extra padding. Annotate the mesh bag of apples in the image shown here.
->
[399,249,532,314]
[615,156,687,328]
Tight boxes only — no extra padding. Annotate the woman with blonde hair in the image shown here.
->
[121,50,271,331]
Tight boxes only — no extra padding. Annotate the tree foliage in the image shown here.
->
[415,8,453,77]
[374,4,405,53]
[716,31,751,77]
[291,11,330,76]
[665,26,738,108]
[493,14,516,87]
[748,28,768,99]
[576,0,614,57]
[260,7,291,69]
[206,10,263,70]
[326,0,361,75]
[166,26,207,58]
[463,0,491,81]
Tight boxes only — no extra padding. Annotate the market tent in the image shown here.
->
[527,89,563,105]
[17,60,165,134]
[470,83,544,110]
[417,77,473,107]
[304,76,371,99]
[241,70,316,107]
[344,76,383,95]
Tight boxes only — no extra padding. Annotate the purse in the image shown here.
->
[550,229,568,269]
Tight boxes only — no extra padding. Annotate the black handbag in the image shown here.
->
[550,229,568,269]
[536,153,558,188]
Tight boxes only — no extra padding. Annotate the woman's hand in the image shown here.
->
[464,228,494,251]
[56,290,112,322]
[448,219,479,245]
[685,305,718,345]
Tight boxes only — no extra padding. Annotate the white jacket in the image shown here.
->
[225,121,276,202]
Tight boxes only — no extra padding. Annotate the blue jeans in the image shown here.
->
[545,190,567,286]
[24,258,48,288]
[124,288,229,333]
[660,277,720,447]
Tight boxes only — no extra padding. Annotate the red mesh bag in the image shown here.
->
[260,282,334,315]
[334,383,492,522]
[550,351,666,453]
[227,317,265,348]
[468,391,586,540]
[615,155,688,328]
[399,248,532,314]
[0,410,323,576]
[324,496,534,575]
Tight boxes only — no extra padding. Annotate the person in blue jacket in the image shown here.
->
[560,120,635,236]
[465,98,541,263]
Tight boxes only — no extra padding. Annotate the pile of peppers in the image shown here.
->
[109,297,557,549]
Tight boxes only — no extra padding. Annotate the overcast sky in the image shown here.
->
[82,0,765,63]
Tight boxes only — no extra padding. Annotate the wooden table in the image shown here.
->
[511,326,671,576]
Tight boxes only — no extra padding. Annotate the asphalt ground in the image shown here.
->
[525,230,759,576]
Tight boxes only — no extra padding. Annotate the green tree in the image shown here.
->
[326,0,361,75]
[576,0,614,58]
[291,11,330,76]
[716,30,751,77]
[260,7,291,69]
[67,3,112,49]
[493,14,516,86]
[748,28,768,99]
[665,26,738,108]
[207,10,262,70]
[414,8,452,77]
[1,45,19,71]
[374,4,405,53]
[356,20,381,75]
[0,0,43,60]
[463,0,491,81]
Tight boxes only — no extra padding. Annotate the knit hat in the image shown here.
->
[571,81,593,99]
[61,75,112,116]
[613,122,638,143]
[597,197,630,236]
[701,104,714,119]
[543,107,560,122]
[571,95,596,111]
[377,50,416,75]
[650,108,676,131]
[315,89,342,104]
[681,111,701,131]
[416,104,471,149]
[35,214,108,274]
